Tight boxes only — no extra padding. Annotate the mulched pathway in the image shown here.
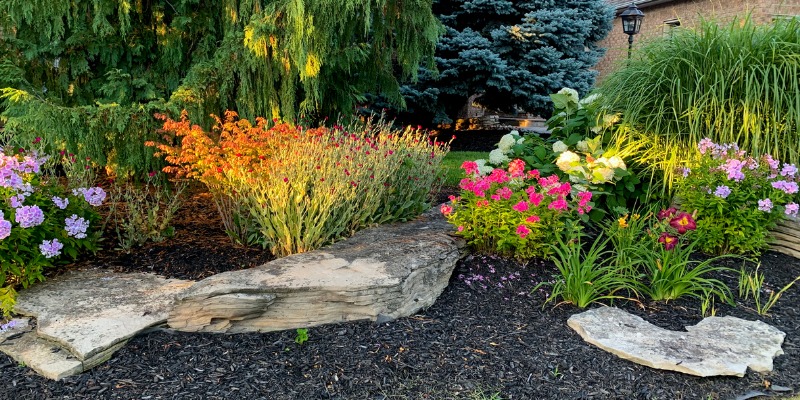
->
[1,181,799,399]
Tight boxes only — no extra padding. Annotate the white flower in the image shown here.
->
[607,156,626,170]
[579,93,601,106]
[555,151,581,172]
[497,134,517,153]
[558,87,580,103]
[488,149,510,166]
[552,141,568,153]
[603,114,620,127]
[516,138,525,145]
[593,157,609,168]
[474,159,494,175]
[509,130,519,136]
[591,167,615,183]
[576,140,588,152]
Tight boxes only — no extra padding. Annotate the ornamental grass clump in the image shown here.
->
[676,138,800,255]
[0,147,104,316]
[151,112,448,256]
[442,159,593,259]
[599,16,800,190]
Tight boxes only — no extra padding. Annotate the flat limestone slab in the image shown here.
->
[0,318,127,380]
[568,307,786,377]
[14,270,193,361]
[169,209,465,333]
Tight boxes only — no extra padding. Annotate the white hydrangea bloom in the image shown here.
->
[607,156,626,170]
[576,140,588,152]
[555,151,580,172]
[594,157,609,168]
[591,167,615,183]
[558,87,579,103]
[579,93,601,106]
[474,159,494,176]
[552,141,568,153]
[517,137,525,145]
[488,149,510,165]
[497,134,517,153]
[603,114,620,127]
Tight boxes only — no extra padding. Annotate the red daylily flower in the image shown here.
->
[658,232,679,250]
[669,212,697,234]
[657,207,678,221]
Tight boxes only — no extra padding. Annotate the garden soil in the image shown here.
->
[1,133,798,399]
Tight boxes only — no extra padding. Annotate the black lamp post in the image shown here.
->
[620,2,645,59]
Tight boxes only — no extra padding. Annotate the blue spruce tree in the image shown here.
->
[402,0,613,123]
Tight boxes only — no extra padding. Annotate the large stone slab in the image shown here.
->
[168,209,465,333]
[567,307,786,377]
[14,270,193,361]
[0,318,127,380]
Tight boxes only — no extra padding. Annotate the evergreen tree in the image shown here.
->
[0,0,441,174]
[402,0,613,123]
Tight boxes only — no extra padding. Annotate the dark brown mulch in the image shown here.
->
[2,188,799,400]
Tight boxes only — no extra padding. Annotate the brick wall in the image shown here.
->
[595,0,800,80]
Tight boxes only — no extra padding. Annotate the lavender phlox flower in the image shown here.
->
[9,193,27,208]
[0,320,18,333]
[763,154,780,170]
[65,214,89,239]
[15,205,45,228]
[52,196,69,209]
[746,158,759,170]
[785,202,799,217]
[698,138,715,155]
[679,167,691,178]
[39,239,64,258]
[0,214,11,240]
[722,158,746,181]
[772,180,799,195]
[758,198,774,212]
[713,185,732,198]
[73,187,107,206]
[781,163,798,177]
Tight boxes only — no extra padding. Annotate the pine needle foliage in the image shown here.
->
[0,0,442,175]
[599,16,800,193]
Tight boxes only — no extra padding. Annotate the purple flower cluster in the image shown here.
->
[781,164,798,177]
[1,151,47,190]
[758,198,773,212]
[0,212,11,240]
[39,239,63,258]
[52,196,69,210]
[0,319,18,333]
[14,205,45,228]
[65,214,89,239]
[772,180,799,194]
[73,187,106,207]
[721,158,746,182]
[713,185,731,198]
[786,202,799,217]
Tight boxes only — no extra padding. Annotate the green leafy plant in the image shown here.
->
[444,160,593,259]
[489,89,647,219]
[294,328,309,346]
[1,147,103,316]
[600,16,800,193]
[545,227,641,308]
[109,174,187,252]
[738,264,800,316]
[676,138,800,255]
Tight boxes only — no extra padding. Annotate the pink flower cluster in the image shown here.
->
[451,158,593,239]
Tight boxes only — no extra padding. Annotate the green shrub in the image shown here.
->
[1,148,103,315]
[599,16,800,193]
[676,139,799,255]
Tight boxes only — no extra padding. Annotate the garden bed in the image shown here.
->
[1,187,799,400]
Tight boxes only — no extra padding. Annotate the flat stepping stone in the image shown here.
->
[11,270,192,379]
[568,307,786,377]
[0,318,127,380]
[168,209,465,333]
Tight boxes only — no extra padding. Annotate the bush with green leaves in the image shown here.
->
[599,16,800,192]
[486,89,647,219]
[443,159,593,259]
[1,148,104,315]
[676,138,800,255]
